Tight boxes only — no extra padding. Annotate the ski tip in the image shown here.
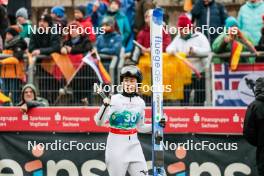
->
[152,8,163,25]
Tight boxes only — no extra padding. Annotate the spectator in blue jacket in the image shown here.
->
[96,16,122,56]
[105,0,131,50]
[238,0,264,46]
[120,0,135,28]
[86,0,108,28]
[51,6,67,28]
[191,0,228,44]
[119,0,135,53]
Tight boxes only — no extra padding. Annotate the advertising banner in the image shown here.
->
[0,133,257,176]
[0,107,246,134]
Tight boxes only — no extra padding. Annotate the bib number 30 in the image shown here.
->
[124,114,137,123]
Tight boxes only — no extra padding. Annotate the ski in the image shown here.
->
[150,8,165,176]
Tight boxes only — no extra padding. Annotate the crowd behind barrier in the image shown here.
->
[0,51,263,106]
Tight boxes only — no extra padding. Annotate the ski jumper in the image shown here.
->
[94,93,151,176]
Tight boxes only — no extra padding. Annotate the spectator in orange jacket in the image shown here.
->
[1,25,27,104]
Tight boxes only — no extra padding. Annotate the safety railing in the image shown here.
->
[99,47,125,85]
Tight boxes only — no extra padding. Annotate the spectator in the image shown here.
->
[86,0,108,28]
[51,6,67,29]
[16,7,31,41]
[120,0,135,28]
[191,0,228,44]
[134,0,155,34]
[29,14,60,57]
[137,9,171,54]
[7,0,31,25]
[166,14,211,106]
[106,0,131,49]
[61,21,95,106]
[119,0,136,53]
[96,16,122,56]
[238,0,264,45]
[3,26,27,58]
[74,5,96,43]
[257,28,264,52]
[243,77,264,176]
[28,14,61,104]
[17,84,49,113]
[0,25,27,104]
[256,15,264,51]
[130,9,171,64]
[212,16,258,64]
[61,21,93,55]
[0,2,8,41]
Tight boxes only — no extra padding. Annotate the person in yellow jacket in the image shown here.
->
[0,25,27,104]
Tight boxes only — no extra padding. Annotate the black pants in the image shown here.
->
[257,147,264,176]
[2,78,22,105]
[181,73,205,106]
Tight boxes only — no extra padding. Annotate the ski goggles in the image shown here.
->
[120,66,138,75]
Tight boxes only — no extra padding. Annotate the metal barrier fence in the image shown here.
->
[0,51,263,106]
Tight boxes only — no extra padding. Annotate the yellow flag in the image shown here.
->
[0,92,11,103]
[184,0,193,12]
[137,53,192,100]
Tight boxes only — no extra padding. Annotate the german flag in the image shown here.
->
[230,41,243,71]
[82,54,111,84]
[35,53,77,82]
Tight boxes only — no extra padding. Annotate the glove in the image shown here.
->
[103,97,110,107]
[248,57,255,64]
[159,118,166,128]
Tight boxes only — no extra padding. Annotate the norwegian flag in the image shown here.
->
[212,63,264,106]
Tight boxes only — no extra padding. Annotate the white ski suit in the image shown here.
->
[94,93,151,176]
